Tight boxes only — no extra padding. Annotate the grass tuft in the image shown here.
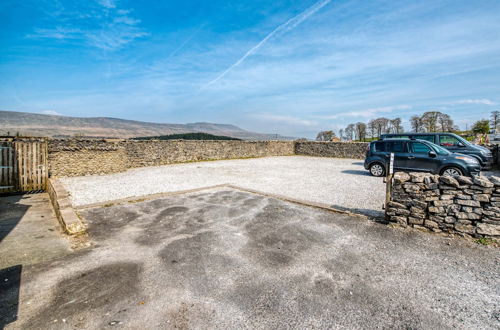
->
[475,237,496,246]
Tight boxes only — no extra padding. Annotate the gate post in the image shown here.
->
[384,153,394,220]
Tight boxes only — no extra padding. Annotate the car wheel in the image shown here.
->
[369,163,385,177]
[441,167,463,177]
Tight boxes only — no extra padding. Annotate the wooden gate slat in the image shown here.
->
[33,142,38,191]
[14,142,18,191]
[0,145,4,191]
[18,143,23,192]
[0,144,4,192]
[22,142,27,191]
[8,143,12,191]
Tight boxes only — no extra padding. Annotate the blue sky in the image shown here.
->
[1,0,499,138]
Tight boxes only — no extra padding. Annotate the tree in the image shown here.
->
[354,122,367,141]
[389,118,403,133]
[491,111,500,132]
[369,118,390,138]
[421,111,441,132]
[316,130,336,141]
[438,113,454,132]
[410,115,423,132]
[338,129,344,141]
[344,124,355,141]
[471,120,490,135]
[367,119,377,138]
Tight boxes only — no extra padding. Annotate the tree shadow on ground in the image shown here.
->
[351,162,365,166]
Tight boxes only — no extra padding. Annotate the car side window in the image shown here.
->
[386,141,405,153]
[411,142,431,154]
[439,135,461,147]
[414,135,435,143]
[374,142,385,152]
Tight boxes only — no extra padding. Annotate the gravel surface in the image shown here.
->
[61,156,385,217]
[4,188,499,329]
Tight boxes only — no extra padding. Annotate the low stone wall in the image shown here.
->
[295,142,368,159]
[47,178,86,235]
[387,172,500,238]
[48,139,295,177]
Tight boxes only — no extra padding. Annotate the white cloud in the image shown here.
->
[453,99,497,106]
[86,29,148,51]
[97,0,116,9]
[113,15,141,25]
[40,110,62,116]
[28,1,146,51]
[317,105,412,120]
[251,113,319,127]
[29,27,82,40]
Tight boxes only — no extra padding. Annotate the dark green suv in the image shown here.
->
[364,139,481,177]
[380,132,493,169]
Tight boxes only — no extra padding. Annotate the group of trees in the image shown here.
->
[316,110,500,142]
[339,111,457,141]
[471,111,500,135]
[409,111,455,133]
[338,117,405,141]
[132,132,241,141]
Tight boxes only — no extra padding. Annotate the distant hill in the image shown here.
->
[0,110,294,140]
[132,132,241,141]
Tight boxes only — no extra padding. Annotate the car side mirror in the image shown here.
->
[428,151,437,158]
[457,142,465,147]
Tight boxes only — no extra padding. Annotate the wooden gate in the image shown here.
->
[0,139,48,194]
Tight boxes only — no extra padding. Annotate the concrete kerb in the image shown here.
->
[47,178,87,235]
[224,184,371,219]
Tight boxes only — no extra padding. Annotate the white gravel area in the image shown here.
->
[60,156,385,217]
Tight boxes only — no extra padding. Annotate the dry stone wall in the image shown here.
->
[48,139,295,177]
[387,172,500,238]
[295,141,368,159]
[48,139,372,177]
[48,139,129,177]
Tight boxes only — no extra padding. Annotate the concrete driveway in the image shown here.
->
[2,187,498,329]
[0,194,72,269]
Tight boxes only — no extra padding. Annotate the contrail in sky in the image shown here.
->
[202,0,332,88]
[168,25,204,58]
